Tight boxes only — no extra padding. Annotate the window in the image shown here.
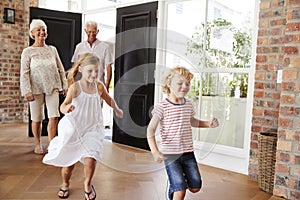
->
[162,0,258,174]
[39,0,81,12]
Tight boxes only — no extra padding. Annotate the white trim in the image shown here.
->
[116,0,158,9]
[82,6,116,15]
[199,68,252,73]
[194,142,249,174]
[195,141,248,158]
[243,0,260,174]
[155,1,167,105]
[81,0,87,11]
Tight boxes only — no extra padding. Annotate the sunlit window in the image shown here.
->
[39,0,81,12]
[85,0,117,10]
[164,0,256,150]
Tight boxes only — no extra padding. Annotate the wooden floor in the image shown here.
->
[0,123,279,200]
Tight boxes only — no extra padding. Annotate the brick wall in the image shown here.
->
[0,0,37,123]
[250,0,300,199]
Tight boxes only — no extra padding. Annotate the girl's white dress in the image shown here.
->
[43,81,104,167]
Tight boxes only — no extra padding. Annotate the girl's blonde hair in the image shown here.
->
[67,53,99,86]
[162,66,194,94]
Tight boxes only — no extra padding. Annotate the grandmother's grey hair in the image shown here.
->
[85,21,98,30]
[29,19,47,39]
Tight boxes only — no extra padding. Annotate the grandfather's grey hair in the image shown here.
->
[85,21,98,30]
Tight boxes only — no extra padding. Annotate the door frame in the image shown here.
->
[154,0,259,174]
[112,1,158,150]
[28,7,82,137]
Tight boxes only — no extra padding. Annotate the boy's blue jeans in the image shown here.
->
[164,152,202,199]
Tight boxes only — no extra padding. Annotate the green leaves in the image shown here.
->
[186,18,251,69]
[186,18,251,97]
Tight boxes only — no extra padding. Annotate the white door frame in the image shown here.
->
[155,0,260,174]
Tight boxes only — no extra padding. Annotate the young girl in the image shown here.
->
[43,53,123,200]
[147,66,219,200]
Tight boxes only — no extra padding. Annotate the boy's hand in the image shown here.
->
[152,151,167,163]
[209,117,219,128]
[115,109,123,118]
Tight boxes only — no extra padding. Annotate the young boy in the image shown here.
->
[147,66,219,200]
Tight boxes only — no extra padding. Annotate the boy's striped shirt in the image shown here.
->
[152,98,195,154]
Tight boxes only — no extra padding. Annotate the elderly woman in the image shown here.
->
[20,19,68,154]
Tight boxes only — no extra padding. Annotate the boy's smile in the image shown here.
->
[168,74,190,102]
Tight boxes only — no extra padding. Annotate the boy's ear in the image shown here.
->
[166,80,171,88]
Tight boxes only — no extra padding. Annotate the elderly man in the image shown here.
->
[71,21,113,90]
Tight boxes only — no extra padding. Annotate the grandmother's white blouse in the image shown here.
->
[20,45,67,96]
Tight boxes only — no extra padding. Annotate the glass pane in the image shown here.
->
[39,0,81,12]
[164,0,255,152]
[85,0,116,10]
[39,0,68,11]
[165,1,206,69]
[190,72,248,148]
[193,96,247,149]
[166,1,206,38]
[188,72,248,98]
[186,0,254,68]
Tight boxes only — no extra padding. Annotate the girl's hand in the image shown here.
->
[209,117,219,128]
[152,151,167,163]
[65,104,75,113]
[60,89,68,97]
[115,109,123,118]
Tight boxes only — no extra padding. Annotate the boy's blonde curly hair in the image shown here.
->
[161,66,194,94]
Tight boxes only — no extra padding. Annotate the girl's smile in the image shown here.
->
[80,64,99,83]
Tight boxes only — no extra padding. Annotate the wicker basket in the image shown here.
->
[258,132,277,193]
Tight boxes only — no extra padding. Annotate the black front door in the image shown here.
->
[113,1,158,150]
[28,7,81,137]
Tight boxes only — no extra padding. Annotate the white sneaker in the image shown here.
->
[165,180,171,200]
